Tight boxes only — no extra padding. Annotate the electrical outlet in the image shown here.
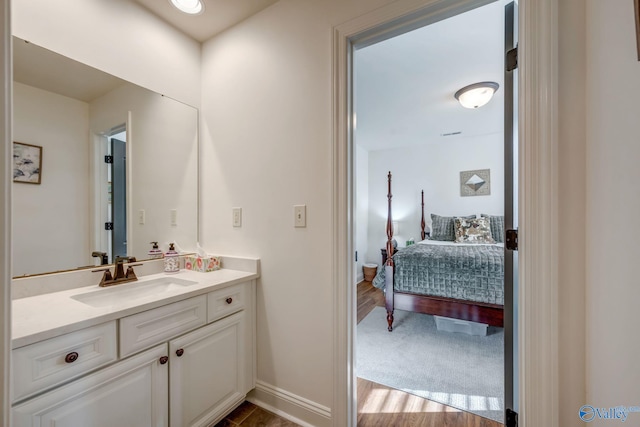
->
[138,209,145,225]
[232,207,242,227]
[294,205,306,227]
[170,209,177,226]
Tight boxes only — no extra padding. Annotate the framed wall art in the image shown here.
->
[13,142,42,184]
[460,169,490,197]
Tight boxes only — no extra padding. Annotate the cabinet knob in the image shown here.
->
[159,356,169,365]
[65,352,79,364]
[176,348,184,357]
[226,297,233,304]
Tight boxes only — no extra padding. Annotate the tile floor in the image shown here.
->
[213,401,301,427]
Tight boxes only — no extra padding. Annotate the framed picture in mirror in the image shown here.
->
[13,142,42,184]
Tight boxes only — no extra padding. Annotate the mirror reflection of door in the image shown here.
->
[110,135,127,261]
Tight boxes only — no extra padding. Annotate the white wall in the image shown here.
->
[12,0,201,107]
[199,0,394,421]
[365,134,504,265]
[355,145,369,281]
[585,0,640,424]
[13,83,90,276]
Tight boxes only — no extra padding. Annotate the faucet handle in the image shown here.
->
[103,270,114,282]
[91,268,113,286]
[125,263,143,280]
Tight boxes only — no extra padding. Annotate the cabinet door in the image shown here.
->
[170,311,246,427]
[13,344,169,427]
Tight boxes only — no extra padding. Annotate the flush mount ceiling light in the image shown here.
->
[170,0,204,15]
[454,82,499,109]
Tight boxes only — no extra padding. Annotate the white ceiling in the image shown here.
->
[132,0,279,42]
[13,38,126,103]
[355,0,507,152]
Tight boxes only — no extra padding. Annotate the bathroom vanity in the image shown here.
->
[10,258,258,427]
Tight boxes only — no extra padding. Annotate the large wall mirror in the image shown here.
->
[12,37,199,277]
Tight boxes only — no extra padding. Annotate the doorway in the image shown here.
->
[110,132,127,261]
[348,0,517,425]
[332,0,559,422]
[91,124,127,265]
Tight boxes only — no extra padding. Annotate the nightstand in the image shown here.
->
[380,247,399,265]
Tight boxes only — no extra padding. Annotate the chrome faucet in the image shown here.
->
[92,257,141,287]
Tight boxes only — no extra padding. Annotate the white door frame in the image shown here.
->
[331,0,559,426]
[0,0,11,424]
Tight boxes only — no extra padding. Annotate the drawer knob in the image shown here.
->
[226,297,233,304]
[176,348,184,357]
[65,352,79,364]
[159,356,169,365]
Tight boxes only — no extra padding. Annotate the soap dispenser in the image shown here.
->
[148,241,163,259]
[164,243,179,274]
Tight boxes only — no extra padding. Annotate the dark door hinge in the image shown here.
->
[104,155,113,164]
[506,46,518,72]
[506,229,518,251]
[104,222,113,231]
[355,251,358,262]
[506,408,518,427]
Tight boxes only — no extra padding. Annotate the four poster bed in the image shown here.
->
[373,172,504,331]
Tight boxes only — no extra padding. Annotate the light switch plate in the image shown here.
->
[138,209,145,225]
[170,209,177,226]
[232,207,242,227]
[294,205,306,227]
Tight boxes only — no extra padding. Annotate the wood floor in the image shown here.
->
[213,401,299,426]
[217,280,502,427]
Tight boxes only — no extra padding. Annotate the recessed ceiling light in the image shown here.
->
[170,0,204,15]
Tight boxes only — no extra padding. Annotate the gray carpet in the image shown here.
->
[357,307,504,423]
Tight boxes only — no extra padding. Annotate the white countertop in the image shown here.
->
[12,268,258,349]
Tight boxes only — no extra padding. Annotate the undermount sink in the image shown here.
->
[71,277,199,308]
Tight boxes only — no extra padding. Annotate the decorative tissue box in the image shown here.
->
[184,255,221,272]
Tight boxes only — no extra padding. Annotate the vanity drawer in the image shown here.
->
[12,321,117,402]
[207,282,246,323]
[119,295,207,358]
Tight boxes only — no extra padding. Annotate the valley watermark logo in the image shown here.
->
[579,405,640,422]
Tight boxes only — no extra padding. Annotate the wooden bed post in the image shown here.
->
[420,190,426,241]
[385,172,395,331]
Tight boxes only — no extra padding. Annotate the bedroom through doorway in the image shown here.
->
[352,1,518,425]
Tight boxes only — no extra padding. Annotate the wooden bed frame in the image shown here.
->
[384,172,504,331]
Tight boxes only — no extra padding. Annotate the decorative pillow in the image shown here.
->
[481,214,505,243]
[430,214,476,241]
[454,217,496,244]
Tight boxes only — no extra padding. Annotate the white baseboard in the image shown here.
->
[356,272,364,283]
[247,380,331,427]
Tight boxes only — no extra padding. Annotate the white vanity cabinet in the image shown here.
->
[12,279,256,427]
[11,321,118,403]
[12,344,169,427]
[170,311,247,427]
